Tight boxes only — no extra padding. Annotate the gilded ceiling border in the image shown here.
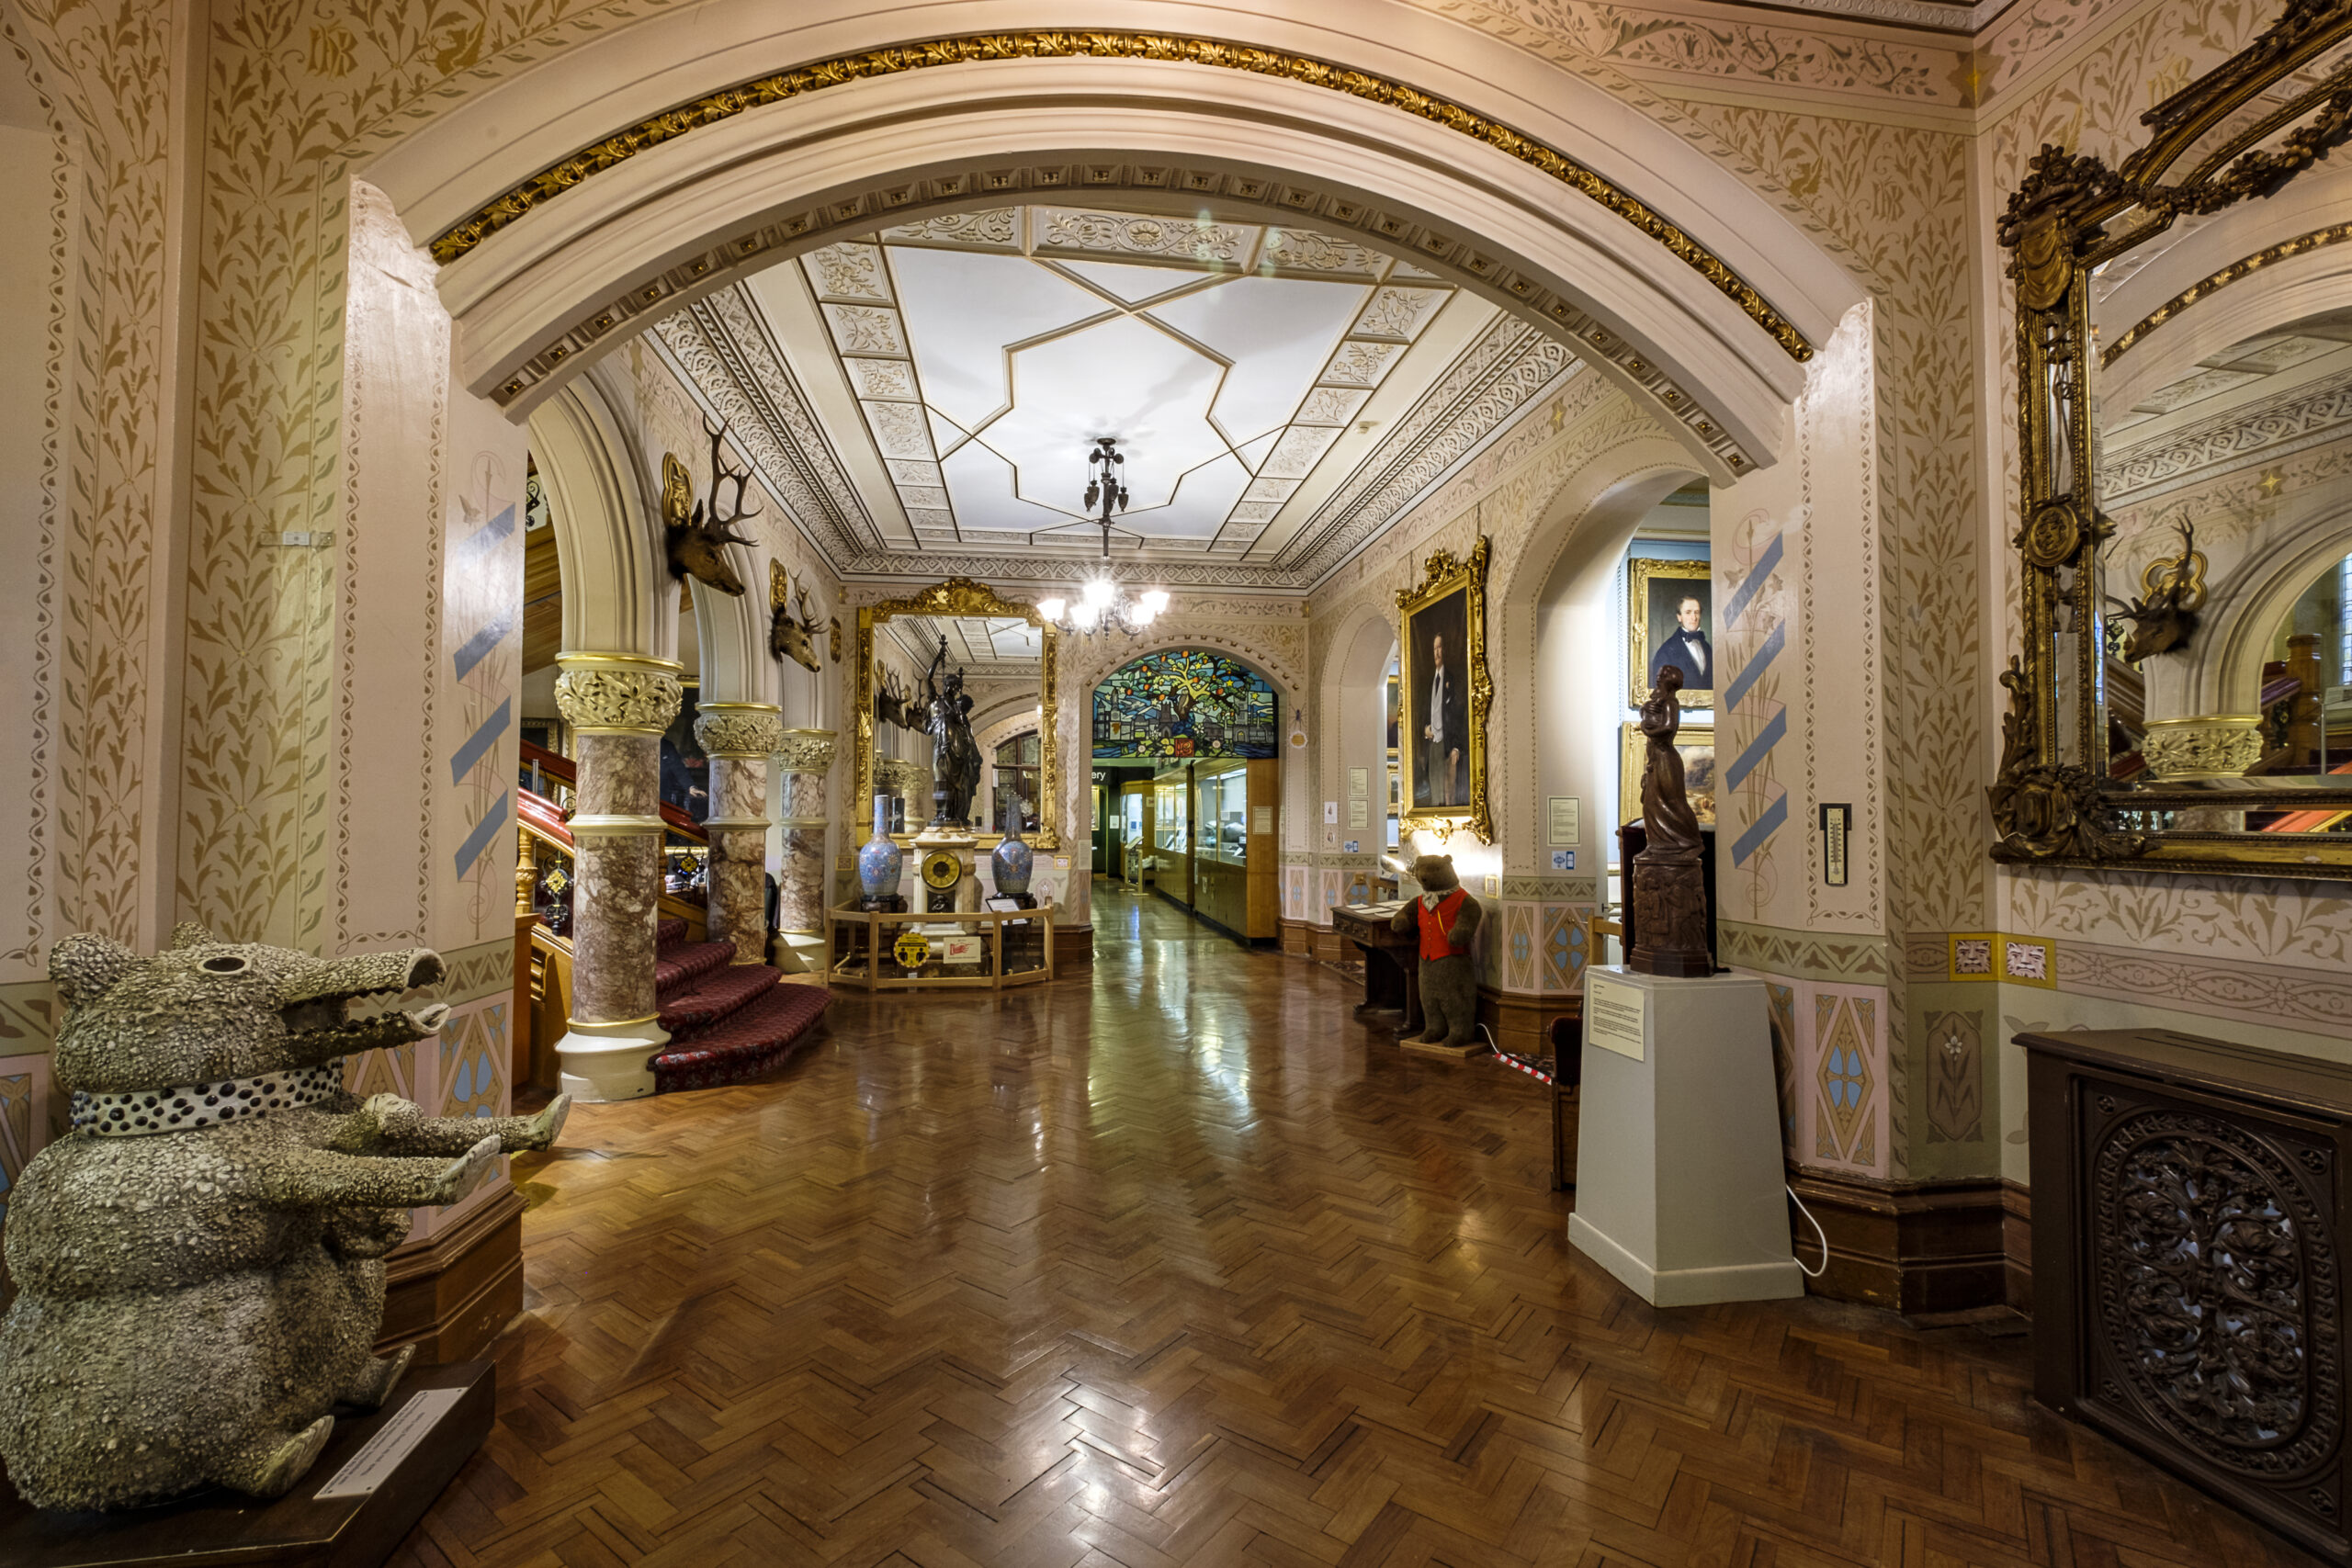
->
[2101,218,2352,366]
[425,30,1813,365]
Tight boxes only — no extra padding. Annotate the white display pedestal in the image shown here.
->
[1567,965,1804,1307]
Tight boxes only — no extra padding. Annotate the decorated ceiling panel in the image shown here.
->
[658,204,1580,589]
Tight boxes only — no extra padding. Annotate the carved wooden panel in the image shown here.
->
[2024,1028,2352,1565]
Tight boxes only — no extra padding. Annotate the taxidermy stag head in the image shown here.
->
[875,667,910,731]
[666,417,759,596]
[2109,518,2207,663]
[767,560,821,671]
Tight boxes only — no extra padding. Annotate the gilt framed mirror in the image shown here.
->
[852,578,1060,851]
[1995,0,2352,876]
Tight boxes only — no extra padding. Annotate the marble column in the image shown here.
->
[773,729,837,935]
[553,654,684,1103]
[694,704,785,964]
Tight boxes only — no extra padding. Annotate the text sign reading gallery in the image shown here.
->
[1587,974,1647,1061]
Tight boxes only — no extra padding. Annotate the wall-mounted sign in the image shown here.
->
[1550,849,1576,872]
[1349,766,1369,799]
[1348,799,1368,829]
[1819,803,1850,887]
[1254,806,1274,835]
[1324,800,1339,823]
[1548,796,1581,847]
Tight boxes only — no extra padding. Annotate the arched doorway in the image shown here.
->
[1091,647,1283,943]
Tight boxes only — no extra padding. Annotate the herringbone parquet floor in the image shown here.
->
[398,887,2323,1568]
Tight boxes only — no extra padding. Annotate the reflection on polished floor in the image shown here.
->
[401,888,2316,1567]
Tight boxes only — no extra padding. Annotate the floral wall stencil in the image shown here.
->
[0,0,2337,1226]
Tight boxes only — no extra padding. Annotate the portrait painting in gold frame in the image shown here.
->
[1626,557,1714,709]
[1396,537,1493,843]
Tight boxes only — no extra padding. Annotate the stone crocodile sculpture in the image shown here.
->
[0,925,570,1512]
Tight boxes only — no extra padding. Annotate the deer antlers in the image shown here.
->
[2109,517,2207,663]
[666,417,761,596]
[767,560,821,671]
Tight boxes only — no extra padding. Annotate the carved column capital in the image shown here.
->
[556,654,684,734]
[2142,715,2266,781]
[774,728,838,773]
[694,703,786,758]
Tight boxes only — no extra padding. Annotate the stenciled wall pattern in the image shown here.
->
[1,0,2335,1227]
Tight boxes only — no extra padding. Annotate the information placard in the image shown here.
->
[1548,796,1581,847]
[1586,974,1647,1061]
[312,1388,468,1500]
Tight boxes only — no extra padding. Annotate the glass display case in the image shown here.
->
[1192,759,1278,941]
[1153,767,1192,906]
[1120,781,1152,888]
[1198,765,1250,867]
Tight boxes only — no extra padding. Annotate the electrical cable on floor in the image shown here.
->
[1787,1184,1829,1278]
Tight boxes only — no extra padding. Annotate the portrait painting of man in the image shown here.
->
[1406,586,1471,808]
[1628,558,1714,707]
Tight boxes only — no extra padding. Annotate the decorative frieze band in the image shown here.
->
[1718,919,1894,985]
[2056,940,2352,1040]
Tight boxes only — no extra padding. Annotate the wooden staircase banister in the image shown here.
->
[518,740,708,843]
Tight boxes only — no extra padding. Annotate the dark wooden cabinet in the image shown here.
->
[2021,1027,2352,1565]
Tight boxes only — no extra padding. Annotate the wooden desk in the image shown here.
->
[1331,902,1419,1033]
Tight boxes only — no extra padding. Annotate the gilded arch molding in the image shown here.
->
[427,29,1812,378]
[465,155,1761,479]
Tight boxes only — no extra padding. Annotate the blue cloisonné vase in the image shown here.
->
[857,795,903,901]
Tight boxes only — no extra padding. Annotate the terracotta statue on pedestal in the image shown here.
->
[1629,665,1712,977]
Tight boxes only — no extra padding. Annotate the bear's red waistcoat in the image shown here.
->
[1417,887,1469,960]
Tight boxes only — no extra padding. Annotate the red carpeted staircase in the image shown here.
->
[649,918,832,1092]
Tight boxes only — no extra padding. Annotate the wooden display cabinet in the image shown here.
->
[1191,758,1279,942]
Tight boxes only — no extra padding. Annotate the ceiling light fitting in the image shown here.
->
[1028,436,1148,558]
[1037,578,1169,637]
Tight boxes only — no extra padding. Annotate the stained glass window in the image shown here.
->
[1092,649,1278,761]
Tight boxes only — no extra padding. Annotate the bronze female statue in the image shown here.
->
[1630,663,1711,976]
[923,636,982,828]
[1638,664,1703,856]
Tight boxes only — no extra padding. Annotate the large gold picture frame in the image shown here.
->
[853,577,1059,852]
[1396,537,1494,843]
[1626,558,1714,709]
[1995,0,2352,877]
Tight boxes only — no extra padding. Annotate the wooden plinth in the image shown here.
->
[0,1360,492,1567]
[1399,1038,1487,1062]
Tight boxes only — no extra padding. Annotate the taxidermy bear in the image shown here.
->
[0,925,570,1512]
[1388,854,1486,1051]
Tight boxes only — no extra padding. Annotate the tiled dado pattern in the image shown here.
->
[1720,920,1894,1181]
[1904,929,2352,1041]
[0,936,517,1233]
